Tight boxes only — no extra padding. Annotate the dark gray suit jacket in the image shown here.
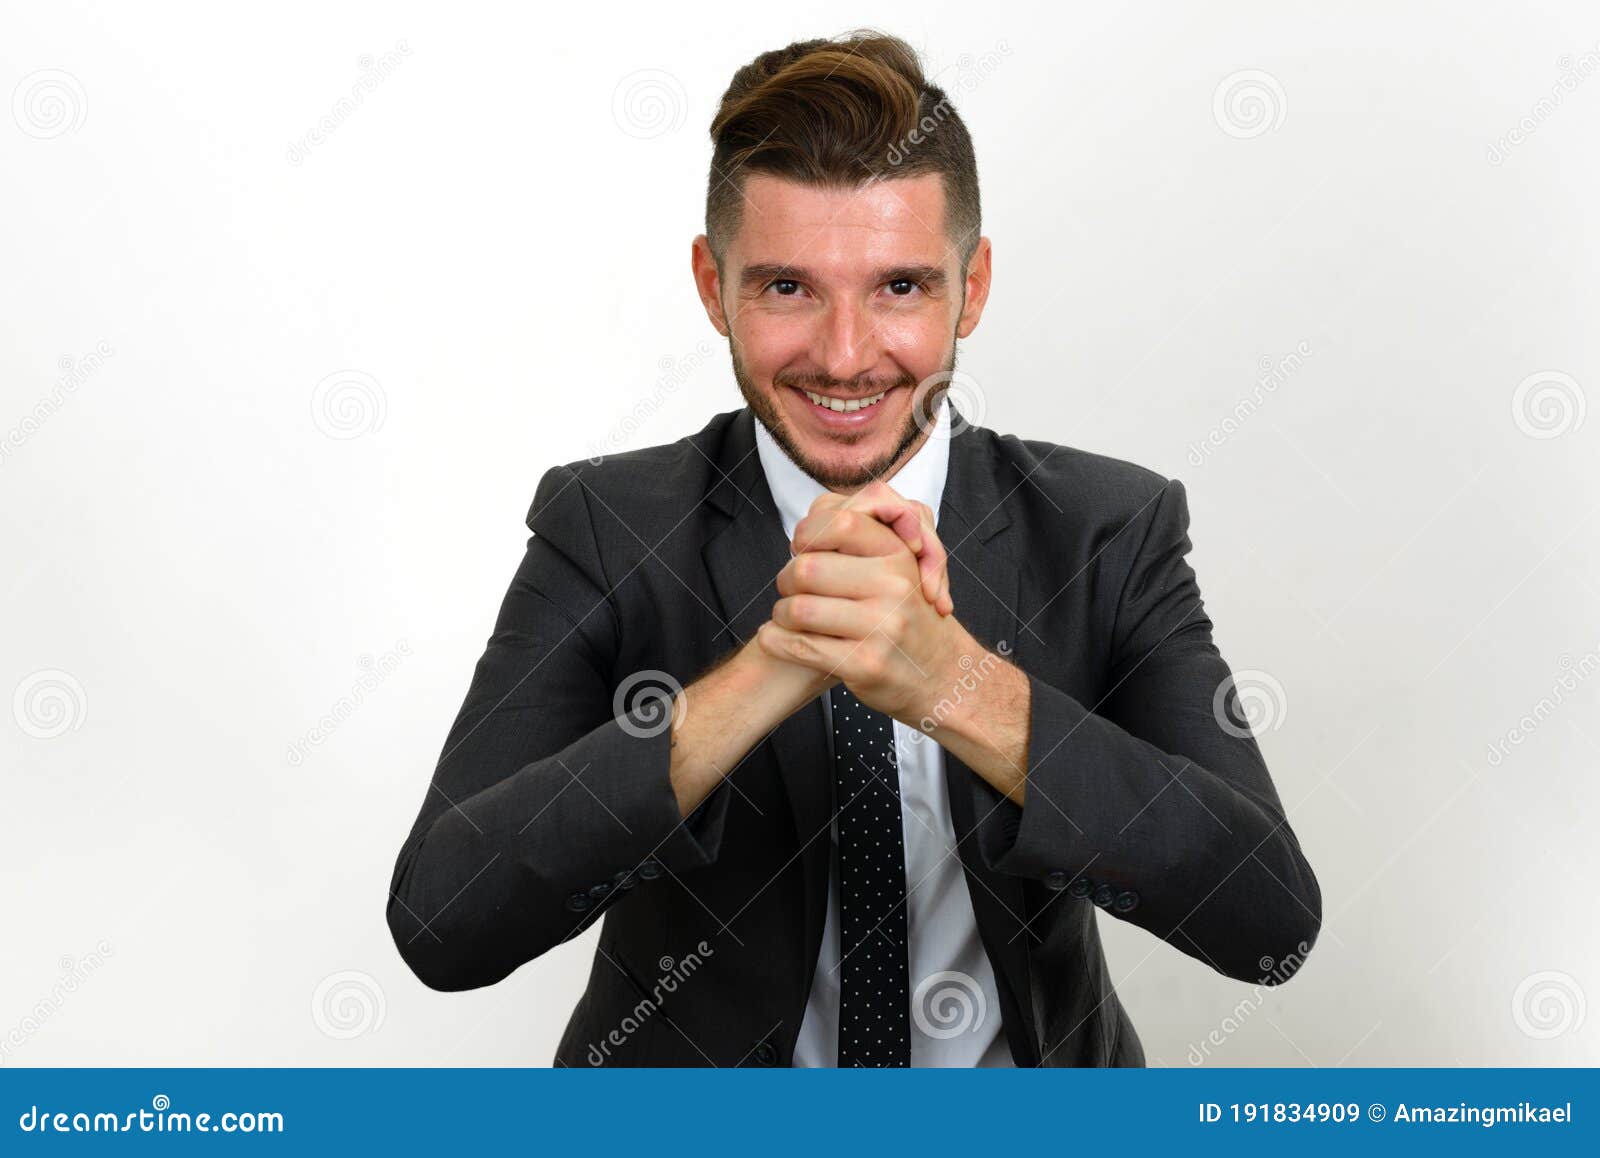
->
[386,404,1322,1067]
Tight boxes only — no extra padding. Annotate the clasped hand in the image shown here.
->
[756,481,980,727]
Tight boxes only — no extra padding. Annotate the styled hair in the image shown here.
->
[706,30,981,277]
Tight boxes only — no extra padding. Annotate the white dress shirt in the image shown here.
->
[752,399,1014,1067]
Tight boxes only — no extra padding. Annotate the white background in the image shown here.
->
[2,0,1596,1067]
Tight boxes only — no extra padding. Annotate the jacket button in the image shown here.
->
[753,1040,778,1066]
[613,870,636,890]
[1113,890,1140,913]
[564,891,593,913]
[1041,869,1069,891]
[1066,877,1094,899]
[1092,884,1117,907]
[637,859,663,881]
[587,881,613,901]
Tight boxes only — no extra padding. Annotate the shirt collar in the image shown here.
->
[753,396,951,539]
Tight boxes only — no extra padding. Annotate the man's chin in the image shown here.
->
[787,450,891,490]
[768,426,920,490]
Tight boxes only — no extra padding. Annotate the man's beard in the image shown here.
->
[730,342,956,491]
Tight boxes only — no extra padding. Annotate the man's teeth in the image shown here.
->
[802,388,888,413]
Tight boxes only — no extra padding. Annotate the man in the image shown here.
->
[386,31,1321,1068]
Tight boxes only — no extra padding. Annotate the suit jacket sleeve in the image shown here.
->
[386,464,733,991]
[976,478,1322,984]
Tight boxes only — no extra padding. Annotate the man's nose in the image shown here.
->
[815,300,880,385]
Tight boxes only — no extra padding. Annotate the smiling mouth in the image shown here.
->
[797,387,890,413]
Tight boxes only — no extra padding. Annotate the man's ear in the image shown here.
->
[690,235,730,336]
[955,236,993,339]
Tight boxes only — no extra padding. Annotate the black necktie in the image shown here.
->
[830,683,912,1067]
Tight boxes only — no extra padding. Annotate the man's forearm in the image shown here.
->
[925,633,1032,807]
[667,638,833,818]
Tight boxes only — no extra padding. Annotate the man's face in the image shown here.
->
[692,172,991,491]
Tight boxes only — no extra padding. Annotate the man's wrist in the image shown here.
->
[919,629,1032,804]
[737,630,835,709]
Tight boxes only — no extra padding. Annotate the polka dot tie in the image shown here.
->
[830,684,911,1067]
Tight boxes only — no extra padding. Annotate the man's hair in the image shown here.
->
[706,30,981,279]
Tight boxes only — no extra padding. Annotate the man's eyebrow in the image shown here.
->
[738,262,949,291]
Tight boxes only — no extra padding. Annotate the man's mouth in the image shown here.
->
[798,387,889,413]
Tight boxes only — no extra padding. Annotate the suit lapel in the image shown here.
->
[700,411,832,996]
[938,417,1039,1059]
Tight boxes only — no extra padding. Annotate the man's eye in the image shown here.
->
[887,279,922,296]
[766,279,801,296]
